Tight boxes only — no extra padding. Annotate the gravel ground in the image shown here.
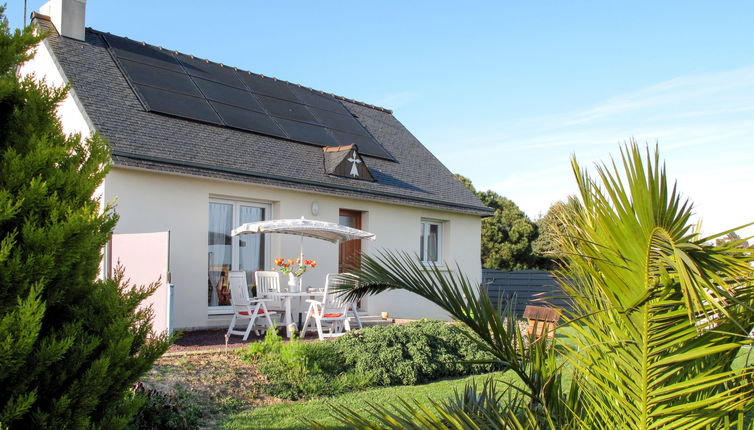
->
[141,348,284,428]
[167,329,263,354]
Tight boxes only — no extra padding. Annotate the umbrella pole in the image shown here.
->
[299,236,304,292]
[299,235,304,264]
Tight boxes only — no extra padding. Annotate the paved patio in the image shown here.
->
[166,315,395,355]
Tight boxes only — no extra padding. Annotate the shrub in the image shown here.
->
[238,327,284,360]
[0,10,171,428]
[240,330,372,400]
[127,383,202,430]
[240,319,498,400]
[334,319,499,386]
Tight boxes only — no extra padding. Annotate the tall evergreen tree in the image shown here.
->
[531,199,581,268]
[0,11,169,429]
[455,174,540,270]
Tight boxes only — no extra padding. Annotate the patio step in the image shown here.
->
[351,314,393,327]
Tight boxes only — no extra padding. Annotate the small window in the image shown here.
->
[420,220,443,265]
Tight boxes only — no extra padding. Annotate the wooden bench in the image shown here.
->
[523,305,560,339]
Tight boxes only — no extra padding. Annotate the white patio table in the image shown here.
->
[269,290,323,338]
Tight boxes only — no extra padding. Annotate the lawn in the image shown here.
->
[141,328,754,429]
[220,371,515,430]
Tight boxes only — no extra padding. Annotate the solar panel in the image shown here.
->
[289,86,350,114]
[256,95,319,124]
[210,101,287,137]
[275,118,339,146]
[239,73,298,100]
[105,34,394,161]
[311,107,369,136]
[193,77,265,112]
[176,54,246,89]
[104,34,184,72]
[135,85,222,125]
[119,58,200,97]
[331,129,392,160]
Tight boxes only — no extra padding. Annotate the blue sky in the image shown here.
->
[8,2,754,238]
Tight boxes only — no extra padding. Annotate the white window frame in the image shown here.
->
[420,219,444,266]
[208,197,271,315]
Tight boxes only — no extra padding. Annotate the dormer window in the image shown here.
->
[323,144,375,181]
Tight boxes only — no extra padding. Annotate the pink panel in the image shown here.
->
[111,232,170,334]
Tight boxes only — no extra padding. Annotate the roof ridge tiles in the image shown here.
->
[86,27,393,114]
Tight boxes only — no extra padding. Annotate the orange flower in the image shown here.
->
[274,258,284,265]
[287,259,294,265]
[310,260,317,268]
[296,257,301,264]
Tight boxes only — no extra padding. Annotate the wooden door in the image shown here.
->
[339,209,362,273]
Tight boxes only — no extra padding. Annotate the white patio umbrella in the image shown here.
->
[231,216,376,264]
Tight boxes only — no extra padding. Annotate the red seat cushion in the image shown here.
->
[323,313,343,318]
[239,310,269,316]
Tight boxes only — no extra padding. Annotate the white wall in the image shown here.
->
[18,41,92,138]
[105,167,483,329]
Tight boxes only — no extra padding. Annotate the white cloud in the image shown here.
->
[562,66,754,126]
[438,64,754,237]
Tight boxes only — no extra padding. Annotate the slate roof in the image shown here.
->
[35,16,492,216]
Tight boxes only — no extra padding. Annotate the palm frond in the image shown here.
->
[555,141,754,429]
[317,141,754,430]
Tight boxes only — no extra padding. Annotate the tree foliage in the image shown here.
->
[531,199,579,268]
[716,231,751,248]
[455,174,540,271]
[328,143,754,429]
[0,12,170,429]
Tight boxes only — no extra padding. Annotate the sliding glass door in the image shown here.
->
[208,199,269,312]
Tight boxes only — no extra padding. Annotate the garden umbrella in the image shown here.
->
[231,216,376,263]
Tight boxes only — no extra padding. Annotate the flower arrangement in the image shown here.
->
[273,257,317,277]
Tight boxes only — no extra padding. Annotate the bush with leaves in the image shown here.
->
[240,320,498,400]
[127,384,201,430]
[531,199,579,268]
[335,319,500,386]
[239,329,372,400]
[455,174,542,270]
[323,143,754,429]
[0,11,170,429]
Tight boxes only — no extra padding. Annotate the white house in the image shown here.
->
[22,1,492,331]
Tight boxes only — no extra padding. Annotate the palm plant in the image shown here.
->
[316,143,754,429]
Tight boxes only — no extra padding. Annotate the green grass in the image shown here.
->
[220,330,754,430]
[220,371,515,430]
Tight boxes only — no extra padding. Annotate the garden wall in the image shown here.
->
[481,269,572,315]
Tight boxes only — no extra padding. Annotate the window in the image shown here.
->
[208,199,269,312]
[420,220,443,265]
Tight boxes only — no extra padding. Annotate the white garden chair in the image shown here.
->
[305,274,362,329]
[338,273,363,329]
[255,271,285,312]
[302,273,353,340]
[226,270,277,341]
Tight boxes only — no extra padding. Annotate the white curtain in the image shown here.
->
[208,202,232,306]
[239,206,264,286]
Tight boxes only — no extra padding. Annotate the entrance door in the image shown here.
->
[339,209,362,273]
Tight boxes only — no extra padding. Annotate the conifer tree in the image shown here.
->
[455,174,540,270]
[0,10,170,429]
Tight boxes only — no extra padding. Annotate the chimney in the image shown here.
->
[39,0,86,41]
